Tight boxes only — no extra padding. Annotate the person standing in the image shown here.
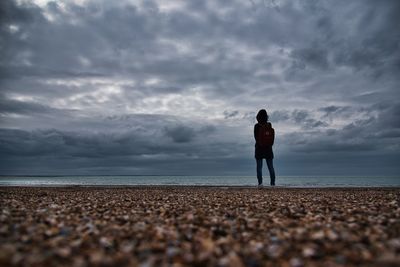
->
[254,109,276,187]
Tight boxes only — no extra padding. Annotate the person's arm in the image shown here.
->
[272,128,275,146]
[254,124,258,142]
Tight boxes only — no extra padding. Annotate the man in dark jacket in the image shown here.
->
[254,109,276,187]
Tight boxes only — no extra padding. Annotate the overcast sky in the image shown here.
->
[0,0,399,176]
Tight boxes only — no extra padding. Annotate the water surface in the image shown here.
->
[0,176,399,187]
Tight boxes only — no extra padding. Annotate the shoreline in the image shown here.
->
[1,184,400,189]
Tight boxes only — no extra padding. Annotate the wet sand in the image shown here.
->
[0,187,399,266]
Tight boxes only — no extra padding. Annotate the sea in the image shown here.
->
[0,176,399,187]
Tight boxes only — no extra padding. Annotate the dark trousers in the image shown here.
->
[256,158,275,185]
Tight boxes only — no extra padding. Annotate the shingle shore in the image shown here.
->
[0,187,399,267]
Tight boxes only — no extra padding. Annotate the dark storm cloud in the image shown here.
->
[0,0,399,175]
[330,2,400,74]
[0,0,28,23]
[0,122,243,175]
[0,94,78,116]
[0,96,52,115]
[164,123,217,143]
[270,109,328,129]
[319,106,349,117]
[2,128,151,157]
[291,47,329,70]
[376,103,400,130]
[279,103,400,154]
[223,110,239,119]
[164,125,196,143]
[281,0,400,82]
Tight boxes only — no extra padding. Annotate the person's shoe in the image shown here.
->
[270,183,275,186]
[258,183,263,189]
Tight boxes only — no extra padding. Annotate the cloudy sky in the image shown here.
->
[0,0,399,176]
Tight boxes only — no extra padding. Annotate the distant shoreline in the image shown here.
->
[2,175,399,188]
[1,185,400,189]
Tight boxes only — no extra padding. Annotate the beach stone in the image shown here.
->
[267,244,282,258]
[100,236,113,248]
[311,230,325,240]
[302,246,317,258]
[388,238,400,250]
[289,257,304,267]
[55,247,71,258]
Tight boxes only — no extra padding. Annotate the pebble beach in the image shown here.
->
[1,187,399,267]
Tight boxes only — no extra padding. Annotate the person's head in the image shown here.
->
[256,109,269,123]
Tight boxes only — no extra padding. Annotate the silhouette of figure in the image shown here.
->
[254,109,276,187]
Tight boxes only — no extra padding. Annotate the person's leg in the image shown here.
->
[256,159,263,185]
[266,158,276,186]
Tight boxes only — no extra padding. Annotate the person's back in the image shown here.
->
[256,122,274,147]
[254,110,276,187]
